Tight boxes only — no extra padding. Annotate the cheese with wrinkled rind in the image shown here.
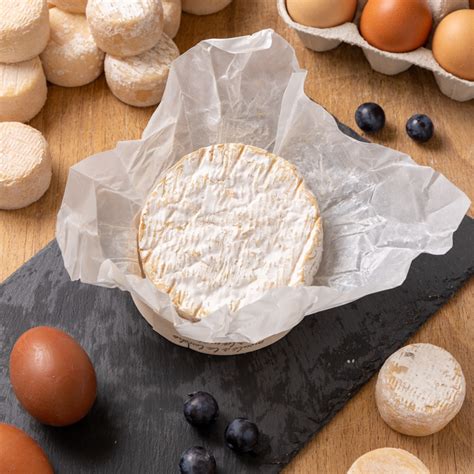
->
[376,343,466,437]
[138,143,323,321]
[86,0,164,57]
[0,0,50,64]
[0,122,52,210]
[41,8,104,88]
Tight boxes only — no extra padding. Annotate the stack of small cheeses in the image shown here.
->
[0,1,50,123]
[85,0,233,106]
[0,0,181,114]
[87,0,181,107]
[0,0,235,121]
[0,0,233,210]
[0,1,52,209]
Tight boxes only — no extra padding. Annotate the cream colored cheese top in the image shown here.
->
[348,448,430,474]
[0,122,49,184]
[0,0,44,32]
[138,143,323,321]
[375,343,466,436]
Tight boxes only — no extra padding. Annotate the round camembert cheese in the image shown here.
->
[0,58,48,123]
[105,33,179,107]
[376,343,466,436]
[348,448,430,474]
[0,122,52,210]
[86,0,164,58]
[138,143,323,321]
[0,0,50,64]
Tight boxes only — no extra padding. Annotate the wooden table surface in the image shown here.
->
[1,2,472,473]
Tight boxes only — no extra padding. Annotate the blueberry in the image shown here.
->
[355,102,386,132]
[224,418,259,453]
[179,446,216,474]
[406,114,434,142]
[184,392,219,426]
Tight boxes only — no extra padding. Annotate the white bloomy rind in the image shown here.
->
[0,0,50,64]
[86,0,164,57]
[138,143,323,321]
[0,122,52,210]
[105,33,179,107]
[41,8,105,88]
[376,343,466,436]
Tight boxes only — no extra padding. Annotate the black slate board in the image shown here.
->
[1,124,473,474]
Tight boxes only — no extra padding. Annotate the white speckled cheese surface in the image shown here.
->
[86,0,164,57]
[0,0,50,64]
[41,8,104,88]
[0,122,52,210]
[376,343,466,436]
[138,143,323,321]
[105,33,179,107]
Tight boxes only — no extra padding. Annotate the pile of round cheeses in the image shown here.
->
[0,0,233,210]
[0,0,235,124]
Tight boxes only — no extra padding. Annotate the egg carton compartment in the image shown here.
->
[277,0,474,102]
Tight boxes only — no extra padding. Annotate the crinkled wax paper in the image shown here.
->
[56,30,470,344]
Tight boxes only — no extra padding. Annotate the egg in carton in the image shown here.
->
[277,0,473,102]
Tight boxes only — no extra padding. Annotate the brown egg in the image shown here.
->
[360,0,433,52]
[287,0,357,28]
[433,9,474,81]
[10,326,97,427]
[0,423,53,473]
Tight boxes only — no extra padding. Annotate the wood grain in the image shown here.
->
[0,1,472,473]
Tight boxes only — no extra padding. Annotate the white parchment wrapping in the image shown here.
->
[56,30,470,344]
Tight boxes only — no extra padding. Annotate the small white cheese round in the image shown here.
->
[104,34,179,107]
[0,58,48,123]
[86,0,164,58]
[182,0,232,15]
[49,0,88,14]
[376,343,466,436]
[0,0,50,64]
[348,448,430,474]
[0,122,52,210]
[41,8,105,88]
[163,0,181,38]
[138,143,323,321]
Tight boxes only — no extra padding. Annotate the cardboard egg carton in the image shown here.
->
[277,0,474,102]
